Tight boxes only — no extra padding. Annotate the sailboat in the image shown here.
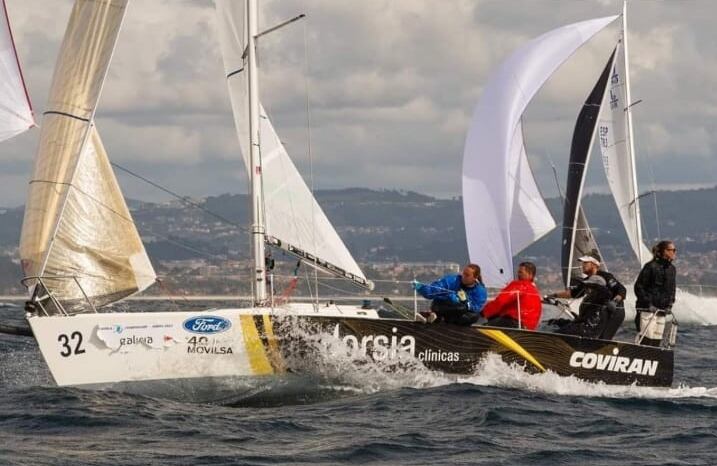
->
[0,0,35,142]
[20,0,378,397]
[22,0,673,396]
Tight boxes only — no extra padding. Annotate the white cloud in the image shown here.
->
[1,0,715,208]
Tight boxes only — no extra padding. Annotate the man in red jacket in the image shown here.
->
[480,261,542,330]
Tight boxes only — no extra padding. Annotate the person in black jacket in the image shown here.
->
[634,240,677,345]
[552,274,613,338]
[549,253,627,339]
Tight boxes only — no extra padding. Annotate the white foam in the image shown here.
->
[623,288,717,326]
[456,353,717,400]
[289,322,717,401]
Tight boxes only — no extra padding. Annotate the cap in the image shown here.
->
[577,255,601,266]
[582,274,607,288]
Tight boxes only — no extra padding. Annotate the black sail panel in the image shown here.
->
[561,48,617,287]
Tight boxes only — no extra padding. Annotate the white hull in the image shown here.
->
[27,303,378,391]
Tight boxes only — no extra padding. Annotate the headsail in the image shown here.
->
[463,16,619,287]
[215,0,370,288]
[561,49,616,287]
[0,0,34,141]
[19,0,155,311]
[596,17,651,265]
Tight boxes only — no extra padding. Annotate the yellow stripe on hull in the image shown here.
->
[479,329,546,372]
[239,315,273,375]
[262,314,286,373]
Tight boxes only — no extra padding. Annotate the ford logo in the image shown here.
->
[183,316,232,334]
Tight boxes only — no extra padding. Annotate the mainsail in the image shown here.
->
[596,10,651,265]
[215,0,370,288]
[19,0,155,311]
[0,0,34,141]
[463,16,619,287]
[561,49,616,287]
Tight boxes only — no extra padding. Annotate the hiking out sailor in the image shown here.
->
[552,274,612,338]
[414,264,487,326]
[548,253,626,339]
[480,262,542,330]
[634,240,677,346]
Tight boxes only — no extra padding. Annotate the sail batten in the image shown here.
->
[216,0,370,288]
[463,16,619,287]
[0,0,35,141]
[20,0,155,310]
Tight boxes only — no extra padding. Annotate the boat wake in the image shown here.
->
[456,353,717,400]
[622,288,717,326]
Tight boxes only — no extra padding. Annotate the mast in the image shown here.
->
[247,0,267,304]
[622,0,644,264]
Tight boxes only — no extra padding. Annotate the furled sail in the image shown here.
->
[215,0,370,288]
[463,16,619,287]
[596,35,651,264]
[561,49,615,287]
[0,0,34,141]
[20,0,155,311]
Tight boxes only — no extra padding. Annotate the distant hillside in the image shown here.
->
[1,186,716,265]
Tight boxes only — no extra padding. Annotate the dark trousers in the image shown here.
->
[600,305,625,340]
[485,315,520,329]
[430,301,479,326]
[557,309,608,339]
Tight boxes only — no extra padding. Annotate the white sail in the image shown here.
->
[596,35,651,264]
[19,0,155,310]
[215,0,369,287]
[0,0,34,142]
[463,16,619,287]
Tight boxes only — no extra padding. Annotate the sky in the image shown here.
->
[1,0,715,207]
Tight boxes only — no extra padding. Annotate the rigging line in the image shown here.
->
[629,107,662,240]
[110,161,248,231]
[302,10,320,301]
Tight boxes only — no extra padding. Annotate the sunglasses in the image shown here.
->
[665,247,677,252]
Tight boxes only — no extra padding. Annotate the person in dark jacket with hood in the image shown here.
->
[414,264,488,326]
[634,240,677,345]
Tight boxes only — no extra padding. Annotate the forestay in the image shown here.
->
[561,49,615,287]
[0,0,34,141]
[596,33,651,265]
[19,0,155,310]
[463,16,619,287]
[215,0,369,287]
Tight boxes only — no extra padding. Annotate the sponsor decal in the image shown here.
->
[332,325,458,362]
[186,336,233,355]
[120,335,153,347]
[569,348,659,376]
[183,316,232,335]
[96,323,178,352]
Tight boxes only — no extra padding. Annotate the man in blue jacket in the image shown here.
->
[414,264,488,326]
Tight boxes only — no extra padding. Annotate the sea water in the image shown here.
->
[1,302,716,465]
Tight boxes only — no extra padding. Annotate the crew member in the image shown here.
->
[552,274,612,338]
[549,254,626,339]
[414,264,487,326]
[634,240,677,346]
[480,261,542,330]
